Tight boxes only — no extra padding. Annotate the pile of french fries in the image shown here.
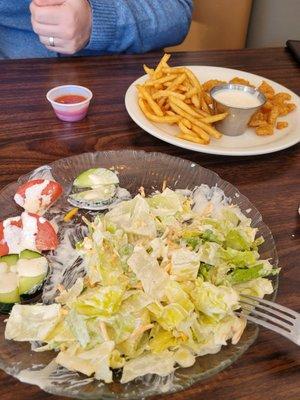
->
[137,54,227,145]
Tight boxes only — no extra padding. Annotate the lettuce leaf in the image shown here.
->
[149,328,178,354]
[56,341,114,383]
[66,309,90,347]
[191,278,239,317]
[173,347,195,367]
[219,247,259,267]
[234,277,273,298]
[5,304,61,342]
[165,280,194,313]
[121,350,175,383]
[55,278,84,307]
[147,188,183,217]
[106,195,157,237]
[127,246,169,299]
[157,303,188,330]
[75,286,124,317]
[170,248,200,281]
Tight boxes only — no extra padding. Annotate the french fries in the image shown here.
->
[137,53,295,144]
[138,99,180,124]
[137,54,226,146]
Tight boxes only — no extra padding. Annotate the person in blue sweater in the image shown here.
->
[0,0,193,59]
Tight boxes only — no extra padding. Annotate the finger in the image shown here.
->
[33,0,66,6]
[38,35,64,48]
[30,2,62,25]
[44,45,76,55]
[31,19,63,38]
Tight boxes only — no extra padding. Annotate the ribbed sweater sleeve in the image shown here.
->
[86,0,193,53]
[87,1,117,51]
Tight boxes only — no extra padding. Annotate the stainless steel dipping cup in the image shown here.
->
[210,83,266,136]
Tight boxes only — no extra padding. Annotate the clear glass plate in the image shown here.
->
[0,150,278,399]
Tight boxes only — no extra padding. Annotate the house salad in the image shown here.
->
[3,167,279,384]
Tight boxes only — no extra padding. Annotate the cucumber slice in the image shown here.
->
[16,257,48,296]
[0,263,9,275]
[0,272,20,304]
[68,185,117,210]
[73,168,119,188]
[0,254,19,266]
[19,249,42,260]
[19,276,45,296]
[0,303,15,313]
[70,185,117,202]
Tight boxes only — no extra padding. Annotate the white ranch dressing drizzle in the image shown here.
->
[19,180,50,214]
[3,213,38,253]
[17,257,48,278]
[20,212,38,251]
[3,217,23,253]
[0,271,18,293]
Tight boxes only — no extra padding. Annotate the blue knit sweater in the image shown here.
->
[0,0,193,59]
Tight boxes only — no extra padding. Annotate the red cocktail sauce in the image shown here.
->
[54,94,87,104]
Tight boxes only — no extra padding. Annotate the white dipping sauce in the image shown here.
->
[213,89,262,108]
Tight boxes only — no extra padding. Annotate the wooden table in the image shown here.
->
[0,47,299,400]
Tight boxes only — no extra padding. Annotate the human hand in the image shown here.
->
[30,0,92,55]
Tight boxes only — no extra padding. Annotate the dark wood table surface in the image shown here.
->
[0,47,299,400]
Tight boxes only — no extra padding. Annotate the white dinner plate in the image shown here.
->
[125,66,300,156]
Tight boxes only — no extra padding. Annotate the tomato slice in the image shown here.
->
[0,213,58,255]
[15,179,63,213]
[29,213,58,251]
[0,217,22,256]
[0,222,9,256]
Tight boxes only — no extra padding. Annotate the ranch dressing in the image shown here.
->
[24,180,50,213]
[21,212,38,251]
[213,89,262,108]
[3,217,23,253]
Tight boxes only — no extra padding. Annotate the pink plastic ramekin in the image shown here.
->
[46,85,93,122]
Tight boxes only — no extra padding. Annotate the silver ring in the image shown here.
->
[49,36,55,47]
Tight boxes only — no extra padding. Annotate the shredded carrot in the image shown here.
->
[164,263,172,273]
[63,207,79,222]
[132,282,143,289]
[130,324,154,339]
[100,321,110,341]
[138,186,146,197]
[57,284,65,293]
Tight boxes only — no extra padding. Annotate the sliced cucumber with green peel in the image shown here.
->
[68,185,117,210]
[0,254,19,266]
[0,272,20,313]
[73,168,119,188]
[17,257,48,296]
[0,262,9,274]
[0,252,48,313]
[19,249,42,260]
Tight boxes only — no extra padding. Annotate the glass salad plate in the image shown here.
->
[0,150,278,399]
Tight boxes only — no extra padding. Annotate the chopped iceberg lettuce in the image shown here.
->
[191,278,239,317]
[66,309,90,347]
[120,350,175,383]
[105,195,157,237]
[170,248,200,281]
[55,278,84,307]
[127,246,169,299]
[56,341,114,383]
[4,184,278,384]
[75,285,124,316]
[173,347,195,367]
[5,304,61,341]
[234,277,274,298]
